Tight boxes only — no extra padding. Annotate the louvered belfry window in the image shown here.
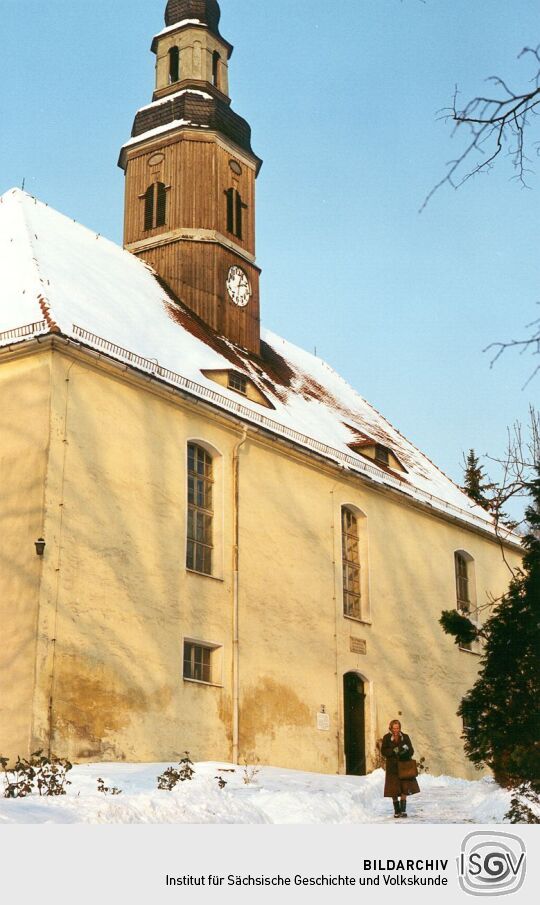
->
[187,444,214,575]
[342,508,361,619]
[144,185,155,231]
[455,552,470,612]
[143,182,167,231]
[156,182,167,227]
[225,188,247,240]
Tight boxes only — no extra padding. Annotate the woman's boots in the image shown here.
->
[400,798,408,818]
[393,798,401,818]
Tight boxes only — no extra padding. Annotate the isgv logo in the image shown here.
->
[458,832,526,897]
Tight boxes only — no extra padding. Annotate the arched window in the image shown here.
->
[454,551,471,612]
[187,444,214,575]
[212,51,220,89]
[454,550,478,652]
[168,46,180,84]
[342,507,361,619]
[224,188,248,240]
[143,182,167,231]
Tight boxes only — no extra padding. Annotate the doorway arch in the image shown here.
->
[343,672,366,775]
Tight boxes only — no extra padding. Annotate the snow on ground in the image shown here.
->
[0,763,513,825]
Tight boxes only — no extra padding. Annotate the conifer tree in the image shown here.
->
[462,449,493,511]
[440,468,540,789]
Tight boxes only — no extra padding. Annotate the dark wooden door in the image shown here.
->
[344,672,366,775]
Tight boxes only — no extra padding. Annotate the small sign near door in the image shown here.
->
[317,708,330,731]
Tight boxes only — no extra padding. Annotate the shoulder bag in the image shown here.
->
[398,759,418,780]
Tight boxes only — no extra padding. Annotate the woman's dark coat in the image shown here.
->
[381,731,420,798]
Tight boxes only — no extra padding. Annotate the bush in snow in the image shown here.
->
[157,752,195,790]
[0,751,72,798]
[241,756,260,785]
[97,778,122,796]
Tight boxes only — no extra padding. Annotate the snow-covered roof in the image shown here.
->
[153,20,207,40]
[136,88,214,114]
[122,117,204,149]
[0,188,512,539]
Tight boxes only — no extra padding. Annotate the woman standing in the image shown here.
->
[381,719,420,818]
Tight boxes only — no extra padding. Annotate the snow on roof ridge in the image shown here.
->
[16,191,62,332]
[0,188,53,329]
[14,189,141,262]
[122,118,198,149]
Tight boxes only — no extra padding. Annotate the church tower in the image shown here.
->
[119,0,262,354]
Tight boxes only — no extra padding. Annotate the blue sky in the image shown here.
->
[1,0,538,499]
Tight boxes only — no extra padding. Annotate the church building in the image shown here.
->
[0,0,520,777]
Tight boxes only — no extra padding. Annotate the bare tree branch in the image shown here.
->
[422,44,540,212]
[484,304,540,386]
[486,408,540,565]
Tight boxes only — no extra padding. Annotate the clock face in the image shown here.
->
[226,266,252,308]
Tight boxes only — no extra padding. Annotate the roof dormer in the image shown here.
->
[202,369,274,408]
[349,440,407,474]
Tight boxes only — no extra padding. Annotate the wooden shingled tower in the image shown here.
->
[119,0,263,354]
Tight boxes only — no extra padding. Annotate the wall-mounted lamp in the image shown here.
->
[34,538,46,556]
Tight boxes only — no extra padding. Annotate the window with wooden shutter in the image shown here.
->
[225,187,235,234]
[156,182,167,227]
[235,190,246,240]
[144,185,155,231]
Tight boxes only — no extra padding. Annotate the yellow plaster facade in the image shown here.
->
[0,339,521,777]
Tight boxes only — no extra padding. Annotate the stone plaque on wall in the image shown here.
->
[350,637,367,655]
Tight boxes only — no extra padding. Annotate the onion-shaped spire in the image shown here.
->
[165,0,222,35]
